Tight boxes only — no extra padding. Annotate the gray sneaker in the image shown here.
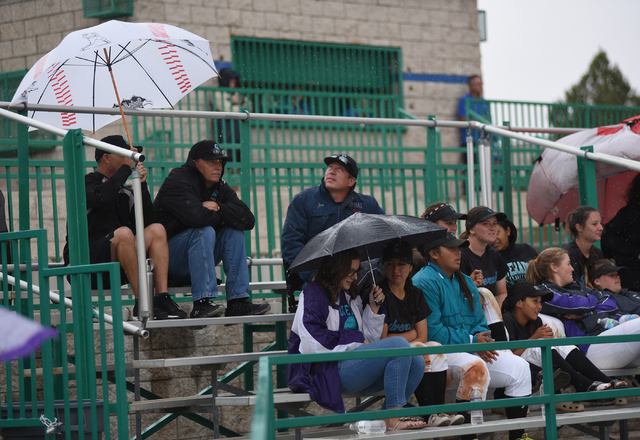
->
[190,298,225,319]
[427,413,451,427]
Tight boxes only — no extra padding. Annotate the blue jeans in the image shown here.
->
[338,337,425,409]
[167,226,250,302]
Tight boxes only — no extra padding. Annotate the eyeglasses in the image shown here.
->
[347,268,360,278]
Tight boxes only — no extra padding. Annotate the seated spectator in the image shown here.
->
[377,240,463,427]
[586,259,640,315]
[288,248,426,431]
[459,206,508,308]
[413,233,532,440]
[413,202,467,275]
[281,154,384,286]
[492,217,538,289]
[527,248,640,370]
[153,140,270,318]
[502,281,626,410]
[63,135,186,320]
[563,206,603,284]
[602,174,640,290]
[421,202,467,236]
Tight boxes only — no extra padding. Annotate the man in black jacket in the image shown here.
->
[65,135,187,320]
[153,140,270,318]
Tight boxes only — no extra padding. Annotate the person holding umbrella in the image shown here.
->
[377,240,462,427]
[413,233,532,440]
[288,248,427,431]
[63,135,187,320]
[563,206,604,284]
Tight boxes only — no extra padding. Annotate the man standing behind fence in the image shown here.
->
[457,75,489,147]
[153,140,270,318]
[281,154,385,286]
[63,135,187,320]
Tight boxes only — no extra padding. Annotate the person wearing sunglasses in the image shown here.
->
[281,154,384,287]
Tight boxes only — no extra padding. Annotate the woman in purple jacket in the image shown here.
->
[527,247,640,370]
[288,248,426,431]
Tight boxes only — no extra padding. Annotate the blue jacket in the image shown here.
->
[287,282,384,413]
[412,263,488,345]
[281,179,384,283]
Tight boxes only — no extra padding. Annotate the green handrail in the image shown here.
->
[251,333,640,440]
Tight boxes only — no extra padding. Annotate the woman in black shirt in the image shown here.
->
[378,240,463,427]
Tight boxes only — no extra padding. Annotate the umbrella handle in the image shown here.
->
[103,48,135,148]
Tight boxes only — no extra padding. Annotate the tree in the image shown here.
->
[564,50,640,106]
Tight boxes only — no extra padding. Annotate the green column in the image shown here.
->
[501,122,513,220]
[240,110,252,261]
[577,146,597,208]
[17,115,29,233]
[62,129,93,393]
[577,145,599,248]
[426,115,438,204]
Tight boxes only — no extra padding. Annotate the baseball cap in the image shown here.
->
[466,208,507,230]
[190,140,231,162]
[324,154,358,178]
[96,135,142,162]
[424,204,468,223]
[509,281,554,303]
[422,232,469,253]
[590,261,628,280]
[382,240,414,265]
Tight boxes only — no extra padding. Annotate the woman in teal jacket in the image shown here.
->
[413,233,532,440]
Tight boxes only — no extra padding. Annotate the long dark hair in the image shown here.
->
[421,245,475,312]
[314,248,361,306]
[626,173,640,205]
[380,274,418,329]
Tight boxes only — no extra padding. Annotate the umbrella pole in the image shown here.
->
[103,48,151,326]
[365,246,376,287]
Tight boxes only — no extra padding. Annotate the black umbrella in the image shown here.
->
[288,213,448,274]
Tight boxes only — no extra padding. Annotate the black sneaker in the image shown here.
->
[225,299,271,317]
[190,298,226,319]
[154,292,187,319]
[133,299,169,320]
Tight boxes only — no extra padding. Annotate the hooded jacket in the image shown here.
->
[153,156,254,240]
[287,282,384,413]
[497,219,538,289]
[539,281,618,351]
[281,179,384,282]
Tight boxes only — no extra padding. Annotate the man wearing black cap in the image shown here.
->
[281,154,384,285]
[153,140,270,318]
[64,135,187,320]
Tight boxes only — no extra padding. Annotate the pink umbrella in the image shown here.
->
[527,116,640,226]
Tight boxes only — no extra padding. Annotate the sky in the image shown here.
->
[477,0,640,103]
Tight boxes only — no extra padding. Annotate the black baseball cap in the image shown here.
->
[466,208,507,230]
[190,140,231,162]
[424,204,468,223]
[382,239,414,265]
[422,232,469,253]
[509,281,554,303]
[96,135,142,162]
[590,261,628,280]
[324,154,358,178]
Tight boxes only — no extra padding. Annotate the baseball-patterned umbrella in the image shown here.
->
[11,20,218,134]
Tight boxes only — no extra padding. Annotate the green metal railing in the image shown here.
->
[250,334,640,440]
[0,229,129,439]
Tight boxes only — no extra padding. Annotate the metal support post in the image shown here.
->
[62,129,93,394]
[577,146,598,208]
[501,122,514,220]
[478,135,489,207]
[466,133,476,209]
[426,115,438,204]
[130,163,150,324]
